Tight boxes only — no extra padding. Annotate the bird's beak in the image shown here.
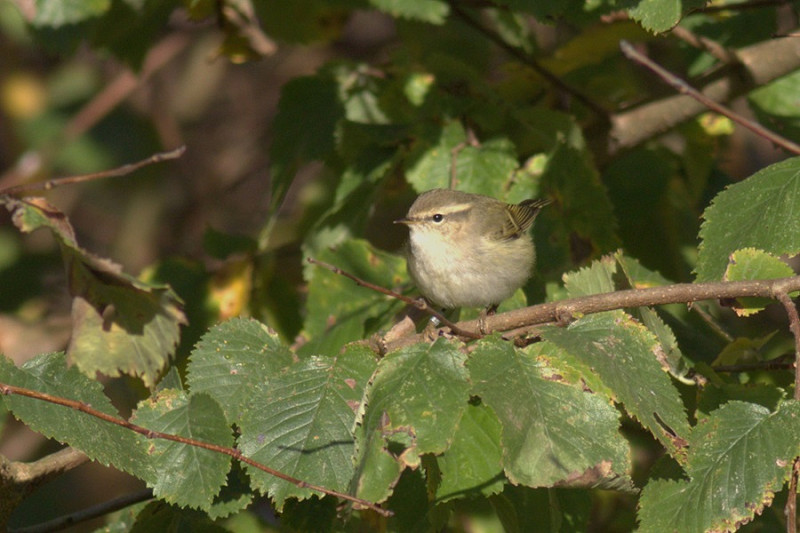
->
[394,218,413,225]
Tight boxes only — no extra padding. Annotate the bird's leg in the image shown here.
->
[478,304,497,335]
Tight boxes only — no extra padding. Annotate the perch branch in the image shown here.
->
[0,383,392,517]
[620,40,800,155]
[0,146,186,196]
[383,276,800,352]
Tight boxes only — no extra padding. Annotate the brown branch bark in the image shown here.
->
[381,276,800,352]
[608,32,800,155]
[0,448,88,531]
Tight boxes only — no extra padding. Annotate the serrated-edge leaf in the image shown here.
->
[0,352,156,483]
[238,345,376,509]
[638,400,800,533]
[132,391,233,510]
[187,317,294,424]
[469,338,630,488]
[696,156,800,281]
[541,311,690,456]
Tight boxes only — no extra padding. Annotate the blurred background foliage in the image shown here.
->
[1,0,800,531]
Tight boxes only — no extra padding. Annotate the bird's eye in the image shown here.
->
[432,214,444,223]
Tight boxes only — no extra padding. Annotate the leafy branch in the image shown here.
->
[0,382,392,517]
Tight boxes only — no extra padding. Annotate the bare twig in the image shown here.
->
[447,1,608,118]
[670,26,738,64]
[0,33,190,191]
[0,383,392,517]
[609,34,800,154]
[306,257,481,339]
[789,458,799,533]
[696,0,788,13]
[620,40,800,155]
[10,488,153,533]
[712,359,793,373]
[776,290,800,532]
[776,292,800,396]
[0,146,186,196]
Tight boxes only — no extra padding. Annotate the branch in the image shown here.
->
[10,488,153,533]
[776,290,800,532]
[608,32,800,154]
[0,383,392,517]
[0,32,190,191]
[383,276,800,352]
[447,1,608,118]
[620,40,800,155]
[0,448,88,531]
[0,146,186,196]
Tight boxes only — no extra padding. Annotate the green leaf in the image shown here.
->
[696,157,800,281]
[562,255,617,298]
[616,252,692,383]
[369,0,449,24]
[435,402,504,502]
[469,338,630,487]
[269,76,345,211]
[541,311,690,456]
[749,68,800,143]
[2,197,186,387]
[352,338,471,502]
[628,0,706,33]
[368,338,469,453]
[405,120,466,193]
[237,344,376,509]
[186,318,294,424]
[129,501,231,533]
[405,121,522,199]
[301,239,406,355]
[33,0,111,27]
[132,391,233,510]
[0,352,155,483]
[724,248,795,316]
[491,485,592,533]
[638,400,800,532]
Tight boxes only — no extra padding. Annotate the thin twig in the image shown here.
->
[0,146,186,196]
[0,33,190,191]
[712,360,793,373]
[0,383,392,517]
[776,290,800,532]
[10,488,154,533]
[620,40,800,155]
[788,458,799,533]
[306,257,481,339]
[776,292,800,396]
[696,0,788,13]
[447,1,608,118]
[670,26,738,64]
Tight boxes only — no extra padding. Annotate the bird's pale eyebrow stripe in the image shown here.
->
[430,203,472,216]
